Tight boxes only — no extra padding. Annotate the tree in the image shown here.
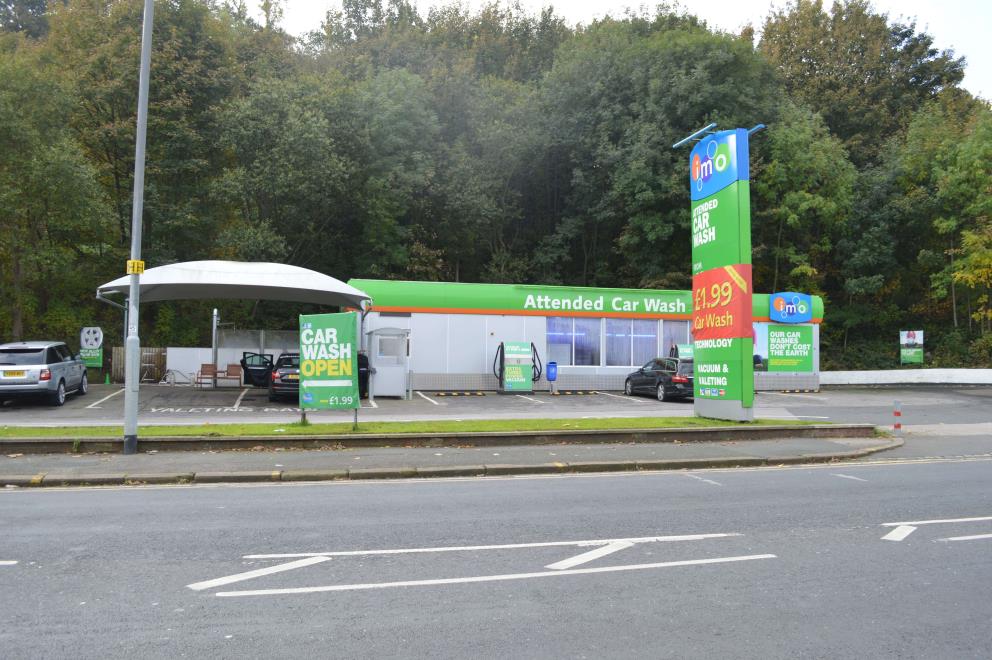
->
[760,0,965,167]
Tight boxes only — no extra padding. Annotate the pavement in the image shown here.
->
[2,455,991,658]
[0,435,899,486]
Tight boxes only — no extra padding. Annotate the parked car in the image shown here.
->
[623,357,694,402]
[0,341,88,406]
[268,352,300,402]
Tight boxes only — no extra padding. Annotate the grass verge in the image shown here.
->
[0,416,818,438]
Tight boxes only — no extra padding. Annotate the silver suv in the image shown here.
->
[0,341,88,406]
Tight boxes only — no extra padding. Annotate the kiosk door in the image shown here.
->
[367,328,410,398]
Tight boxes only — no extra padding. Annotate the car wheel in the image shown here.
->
[624,379,633,396]
[657,383,670,402]
[50,380,66,407]
[79,372,88,395]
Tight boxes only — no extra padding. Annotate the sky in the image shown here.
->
[250,0,990,100]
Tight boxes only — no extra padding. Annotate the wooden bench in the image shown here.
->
[193,363,218,388]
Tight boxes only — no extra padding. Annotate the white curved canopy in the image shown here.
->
[97,261,370,308]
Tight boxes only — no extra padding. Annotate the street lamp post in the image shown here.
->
[123,0,155,455]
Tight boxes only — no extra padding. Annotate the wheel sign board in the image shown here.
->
[299,312,359,410]
[689,129,755,421]
[79,327,103,368]
[899,330,924,365]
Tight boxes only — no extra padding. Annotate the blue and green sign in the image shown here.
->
[770,292,813,323]
[688,128,756,421]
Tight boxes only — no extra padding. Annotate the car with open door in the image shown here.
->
[623,357,694,402]
[268,353,300,402]
[240,351,273,387]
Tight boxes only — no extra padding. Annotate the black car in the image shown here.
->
[268,353,300,402]
[623,358,694,401]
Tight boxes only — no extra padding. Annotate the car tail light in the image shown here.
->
[672,375,689,384]
[40,369,51,381]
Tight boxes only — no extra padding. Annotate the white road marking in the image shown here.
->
[243,533,741,559]
[936,533,992,542]
[598,392,648,403]
[760,415,831,420]
[515,395,545,404]
[545,540,634,570]
[187,556,331,591]
[0,560,18,566]
[215,554,777,597]
[415,391,440,406]
[84,387,124,409]
[684,473,723,486]
[232,388,249,410]
[881,525,917,542]
[882,516,992,527]
[832,474,868,482]
[362,398,378,409]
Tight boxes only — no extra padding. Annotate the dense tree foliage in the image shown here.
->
[0,0,989,366]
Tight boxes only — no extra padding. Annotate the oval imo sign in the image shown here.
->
[769,292,813,323]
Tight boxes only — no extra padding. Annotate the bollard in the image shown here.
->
[893,400,902,435]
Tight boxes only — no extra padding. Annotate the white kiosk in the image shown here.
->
[366,327,411,398]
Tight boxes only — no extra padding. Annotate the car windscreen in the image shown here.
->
[0,349,47,365]
[677,362,694,375]
[276,355,300,368]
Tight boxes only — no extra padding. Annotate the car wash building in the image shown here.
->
[350,279,823,393]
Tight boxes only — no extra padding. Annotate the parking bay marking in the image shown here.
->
[232,388,249,410]
[85,387,124,409]
[936,533,992,543]
[0,560,18,566]
[189,532,762,596]
[515,394,545,404]
[881,515,992,542]
[215,555,777,598]
[415,391,440,406]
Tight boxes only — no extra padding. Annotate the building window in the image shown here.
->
[573,318,601,366]
[605,319,659,366]
[605,319,631,366]
[547,317,573,366]
[632,319,659,365]
[662,320,690,358]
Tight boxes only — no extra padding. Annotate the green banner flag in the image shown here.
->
[299,312,359,410]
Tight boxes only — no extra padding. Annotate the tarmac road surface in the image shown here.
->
[2,456,991,658]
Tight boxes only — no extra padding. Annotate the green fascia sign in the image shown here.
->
[767,325,814,372]
[299,312,359,410]
[348,279,823,322]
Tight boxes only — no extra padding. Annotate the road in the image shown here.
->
[2,457,991,658]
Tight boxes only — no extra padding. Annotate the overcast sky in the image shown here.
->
[252,0,990,100]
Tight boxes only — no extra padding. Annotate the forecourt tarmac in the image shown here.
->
[2,383,991,428]
[1,455,990,658]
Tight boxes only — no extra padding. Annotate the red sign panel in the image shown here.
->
[692,264,752,340]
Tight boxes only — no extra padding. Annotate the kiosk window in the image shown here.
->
[662,320,690,358]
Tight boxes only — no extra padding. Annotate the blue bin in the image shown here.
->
[547,361,558,382]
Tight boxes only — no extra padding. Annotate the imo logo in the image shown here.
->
[770,292,813,323]
[691,139,731,192]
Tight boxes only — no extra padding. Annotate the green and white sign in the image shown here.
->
[501,341,533,392]
[899,330,924,365]
[79,327,104,368]
[768,325,814,372]
[676,343,694,359]
[299,312,359,410]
